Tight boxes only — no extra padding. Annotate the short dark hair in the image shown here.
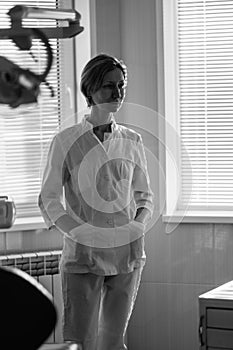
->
[80,53,127,107]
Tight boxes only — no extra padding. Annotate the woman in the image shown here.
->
[39,54,154,350]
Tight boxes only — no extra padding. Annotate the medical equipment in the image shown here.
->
[0,5,84,108]
[0,5,84,228]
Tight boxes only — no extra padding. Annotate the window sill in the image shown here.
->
[0,217,46,233]
[163,211,233,224]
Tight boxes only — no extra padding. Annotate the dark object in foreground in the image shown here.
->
[0,266,57,350]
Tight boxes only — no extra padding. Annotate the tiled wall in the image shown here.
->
[1,220,232,349]
[127,220,233,350]
[0,227,63,254]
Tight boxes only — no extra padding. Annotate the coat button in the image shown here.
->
[106,218,114,226]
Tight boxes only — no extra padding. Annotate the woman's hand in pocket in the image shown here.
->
[68,220,146,249]
[69,223,116,248]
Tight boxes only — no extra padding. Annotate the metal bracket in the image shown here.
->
[0,5,84,40]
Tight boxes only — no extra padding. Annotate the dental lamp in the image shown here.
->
[0,5,84,108]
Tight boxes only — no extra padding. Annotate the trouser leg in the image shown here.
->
[61,271,104,350]
[97,267,143,350]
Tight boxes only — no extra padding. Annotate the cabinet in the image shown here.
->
[199,281,233,349]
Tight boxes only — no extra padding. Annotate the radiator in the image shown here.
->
[0,250,63,344]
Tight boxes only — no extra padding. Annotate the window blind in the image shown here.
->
[0,0,65,219]
[177,0,233,210]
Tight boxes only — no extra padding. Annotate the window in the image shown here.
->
[163,0,233,223]
[0,0,90,230]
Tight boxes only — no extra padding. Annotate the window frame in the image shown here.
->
[161,0,233,224]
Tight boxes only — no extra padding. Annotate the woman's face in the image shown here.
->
[90,68,126,113]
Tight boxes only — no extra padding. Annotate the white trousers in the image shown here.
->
[61,267,143,350]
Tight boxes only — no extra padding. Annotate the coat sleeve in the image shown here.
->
[132,135,154,218]
[38,134,68,229]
